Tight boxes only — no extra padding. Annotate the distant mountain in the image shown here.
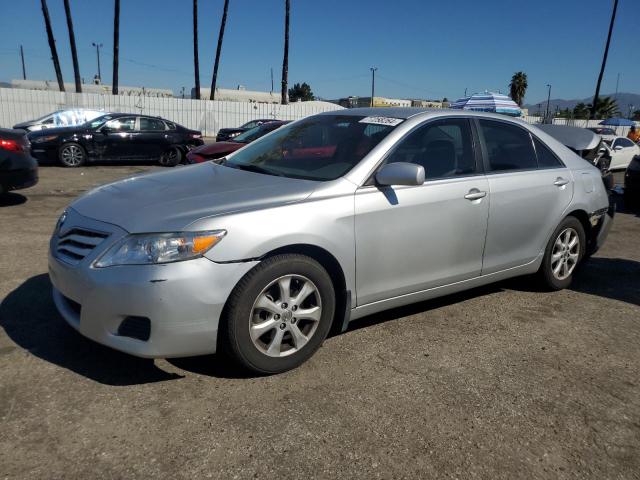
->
[524,92,640,115]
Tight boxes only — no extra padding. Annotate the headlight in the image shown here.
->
[228,131,241,138]
[94,230,226,267]
[31,135,59,144]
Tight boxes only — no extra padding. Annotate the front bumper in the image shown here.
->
[48,210,258,358]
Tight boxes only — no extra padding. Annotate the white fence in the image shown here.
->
[0,88,343,137]
[522,115,635,137]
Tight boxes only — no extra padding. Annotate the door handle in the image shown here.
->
[554,177,570,187]
[464,189,487,201]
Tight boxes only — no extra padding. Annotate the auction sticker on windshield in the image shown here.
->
[358,116,404,126]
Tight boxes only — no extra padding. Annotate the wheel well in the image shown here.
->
[566,209,591,236]
[261,244,349,335]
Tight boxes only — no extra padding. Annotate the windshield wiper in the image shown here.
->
[231,163,284,177]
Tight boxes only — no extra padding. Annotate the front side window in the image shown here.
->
[139,117,166,131]
[614,138,634,149]
[104,117,136,131]
[225,115,400,181]
[385,118,476,180]
[479,120,537,172]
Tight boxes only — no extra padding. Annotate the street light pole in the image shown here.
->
[92,42,103,81]
[370,67,377,107]
[545,84,552,120]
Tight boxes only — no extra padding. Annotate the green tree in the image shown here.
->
[288,82,314,102]
[632,110,640,121]
[508,71,528,106]
[573,102,589,119]
[588,96,620,119]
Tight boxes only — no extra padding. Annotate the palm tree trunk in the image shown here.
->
[210,0,230,101]
[590,0,618,119]
[281,0,290,105]
[63,0,81,93]
[40,0,65,91]
[112,0,120,95]
[193,0,200,99]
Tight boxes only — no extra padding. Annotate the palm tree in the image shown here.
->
[590,0,618,119]
[281,0,290,105]
[210,0,230,100]
[588,96,620,119]
[40,0,64,91]
[63,0,81,93]
[573,102,589,119]
[193,0,200,99]
[508,71,527,107]
[112,0,120,95]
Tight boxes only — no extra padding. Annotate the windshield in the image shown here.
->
[224,115,401,181]
[84,114,115,129]
[233,125,266,143]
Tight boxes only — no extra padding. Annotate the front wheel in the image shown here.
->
[538,216,586,290]
[58,143,86,167]
[219,254,336,374]
[159,147,182,167]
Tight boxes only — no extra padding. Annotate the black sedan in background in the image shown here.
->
[215,118,278,142]
[0,129,38,194]
[28,113,203,167]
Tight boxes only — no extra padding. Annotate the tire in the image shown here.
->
[58,142,86,167]
[538,216,586,290]
[219,254,336,374]
[159,147,182,167]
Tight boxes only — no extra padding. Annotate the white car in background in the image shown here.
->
[13,109,106,132]
[609,136,640,170]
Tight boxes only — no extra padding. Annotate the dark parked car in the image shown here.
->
[187,121,289,164]
[215,119,278,142]
[624,155,640,209]
[0,128,38,194]
[28,113,203,167]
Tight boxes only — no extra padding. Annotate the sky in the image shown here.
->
[0,0,638,105]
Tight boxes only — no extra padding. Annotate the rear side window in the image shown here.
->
[479,120,537,172]
[139,117,166,131]
[533,137,563,168]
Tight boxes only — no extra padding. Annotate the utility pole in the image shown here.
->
[19,45,26,80]
[271,68,274,93]
[591,0,619,119]
[545,84,552,120]
[464,87,467,97]
[614,72,620,99]
[63,0,82,93]
[92,42,103,81]
[370,67,377,107]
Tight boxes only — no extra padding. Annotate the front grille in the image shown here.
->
[56,227,110,265]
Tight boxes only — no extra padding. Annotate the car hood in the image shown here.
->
[70,162,317,233]
[192,141,245,155]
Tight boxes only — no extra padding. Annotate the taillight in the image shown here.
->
[190,133,202,139]
[0,139,23,152]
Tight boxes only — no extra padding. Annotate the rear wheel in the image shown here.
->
[159,147,182,167]
[538,216,585,290]
[58,143,86,167]
[219,254,336,374]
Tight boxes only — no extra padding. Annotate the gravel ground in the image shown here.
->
[1,166,639,479]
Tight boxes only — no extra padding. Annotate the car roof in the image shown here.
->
[316,107,532,124]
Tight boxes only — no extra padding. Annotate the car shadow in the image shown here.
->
[0,274,184,386]
[0,192,27,207]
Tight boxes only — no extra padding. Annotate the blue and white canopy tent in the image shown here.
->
[449,91,522,117]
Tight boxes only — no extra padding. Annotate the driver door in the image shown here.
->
[93,116,137,160]
[354,118,489,306]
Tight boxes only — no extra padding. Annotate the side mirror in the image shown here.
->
[100,126,114,134]
[614,145,623,151]
[375,162,425,186]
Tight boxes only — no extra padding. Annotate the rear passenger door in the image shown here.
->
[477,119,573,274]
[134,117,169,159]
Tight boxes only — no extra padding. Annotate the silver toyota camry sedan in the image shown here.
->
[49,108,613,373]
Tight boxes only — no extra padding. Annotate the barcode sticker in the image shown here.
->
[358,116,404,126]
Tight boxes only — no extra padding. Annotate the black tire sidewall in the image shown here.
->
[222,255,336,374]
[58,142,86,167]
[160,147,182,167]
[540,216,586,290]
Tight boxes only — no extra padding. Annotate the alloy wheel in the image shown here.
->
[160,148,179,166]
[249,274,322,358]
[61,145,84,166]
[551,227,580,281]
